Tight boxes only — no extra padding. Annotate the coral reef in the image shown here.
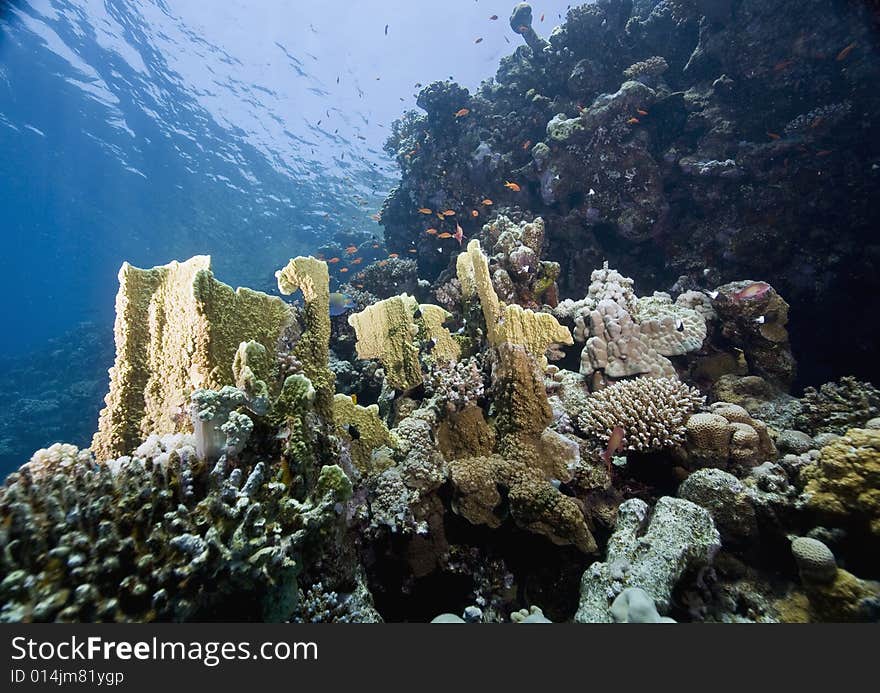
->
[4,0,880,625]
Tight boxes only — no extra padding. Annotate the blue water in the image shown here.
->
[0,0,575,471]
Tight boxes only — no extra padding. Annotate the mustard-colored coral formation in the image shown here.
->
[332,393,397,473]
[803,427,880,536]
[457,240,572,366]
[275,256,335,416]
[347,293,459,391]
[93,256,291,460]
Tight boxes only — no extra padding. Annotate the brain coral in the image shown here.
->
[577,377,705,452]
[677,402,776,470]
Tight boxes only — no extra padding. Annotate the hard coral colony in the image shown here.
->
[3,1,880,625]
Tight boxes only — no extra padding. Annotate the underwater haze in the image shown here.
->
[0,0,574,469]
[1,0,880,624]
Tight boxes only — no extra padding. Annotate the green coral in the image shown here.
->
[0,448,340,622]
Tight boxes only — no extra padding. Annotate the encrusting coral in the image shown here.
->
[802,428,880,537]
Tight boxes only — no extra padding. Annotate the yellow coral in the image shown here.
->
[348,294,422,391]
[418,303,462,365]
[332,394,397,473]
[456,240,571,366]
[275,257,335,416]
[93,256,291,460]
[348,294,459,391]
[804,428,880,536]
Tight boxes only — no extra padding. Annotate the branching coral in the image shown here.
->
[0,448,350,622]
[577,377,705,452]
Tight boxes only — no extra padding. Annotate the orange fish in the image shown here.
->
[437,213,445,220]
[627,117,640,124]
[370,213,382,222]
[352,257,363,265]
[453,223,464,246]
[408,248,418,253]
[345,245,358,254]
[481,198,493,205]
[522,140,532,150]
[328,257,341,264]
[442,209,456,216]
[339,267,349,273]
[388,253,399,259]
[767,132,781,140]
[474,37,483,44]
[773,59,795,72]
[437,232,453,239]
[426,228,438,235]
[418,208,432,214]
[601,426,625,476]
[504,181,521,192]
[454,108,470,118]
[378,260,389,267]
[637,108,648,116]
[836,41,857,61]
[471,210,479,218]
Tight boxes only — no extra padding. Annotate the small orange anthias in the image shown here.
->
[601,426,625,477]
